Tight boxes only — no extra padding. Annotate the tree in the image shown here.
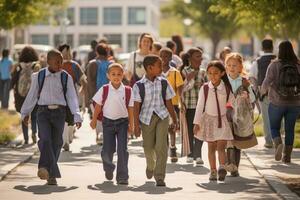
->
[162,0,240,58]
[0,0,68,30]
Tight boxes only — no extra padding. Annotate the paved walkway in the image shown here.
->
[0,114,286,200]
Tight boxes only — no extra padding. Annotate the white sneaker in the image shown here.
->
[195,157,204,166]
[186,157,193,163]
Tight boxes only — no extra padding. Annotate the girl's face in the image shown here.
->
[140,37,152,51]
[207,66,225,86]
[190,51,202,69]
[226,58,243,79]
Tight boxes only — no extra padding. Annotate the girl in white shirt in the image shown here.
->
[193,60,234,181]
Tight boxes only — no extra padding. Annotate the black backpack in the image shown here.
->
[277,63,300,99]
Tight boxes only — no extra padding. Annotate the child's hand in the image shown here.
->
[241,91,249,99]
[23,116,29,127]
[134,124,141,138]
[128,124,133,134]
[90,119,97,129]
[76,122,82,129]
[193,124,200,135]
[186,71,196,81]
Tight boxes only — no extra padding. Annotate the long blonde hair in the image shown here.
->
[225,52,248,77]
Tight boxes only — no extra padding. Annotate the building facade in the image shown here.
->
[16,0,160,53]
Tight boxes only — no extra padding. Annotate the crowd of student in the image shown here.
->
[0,33,299,187]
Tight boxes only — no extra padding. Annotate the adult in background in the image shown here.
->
[219,46,232,65]
[250,39,276,148]
[11,46,41,144]
[0,49,13,109]
[166,40,183,69]
[261,40,300,163]
[125,33,154,86]
[171,35,184,56]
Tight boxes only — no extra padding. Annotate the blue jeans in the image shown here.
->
[268,103,300,145]
[37,106,66,178]
[0,79,11,109]
[22,106,38,142]
[101,117,129,181]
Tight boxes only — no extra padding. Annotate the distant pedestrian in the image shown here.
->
[0,49,13,109]
[90,63,133,185]
[11,46,41,144]
[166,40,183,69]
[261,40,300,163]
[151,42,162,56]
[171,35,184,56]
[72,51,82,66]
[193,60,234,182]
[133,55,178,187]
[21,49,82,185]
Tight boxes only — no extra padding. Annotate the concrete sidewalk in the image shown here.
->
[244,137,300,200]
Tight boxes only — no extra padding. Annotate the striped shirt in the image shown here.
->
[133,76,175,125]
[21,68,82,123]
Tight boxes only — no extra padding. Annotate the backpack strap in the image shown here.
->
[203,83,209,113]
[136,81,145,105]
[133,52,136,77]
[37,69,46,100]
[161,79,168,102]
[60,71,69,104]
[125,86,131,108]
[71,61,80,83]
[225,85,231,102]
[101,84,109,107]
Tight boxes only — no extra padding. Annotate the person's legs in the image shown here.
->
[208,142,217,180]
[31,107,38,143]
[22,122,29,144]
[62,123,70,151]
[186,109,195,160]
[217,140,227,181]
[1,80,10,109]
[259,97,273,147]
[169,106,179,163]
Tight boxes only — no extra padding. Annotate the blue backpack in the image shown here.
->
[96,60,112,90]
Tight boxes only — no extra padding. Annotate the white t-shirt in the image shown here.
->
[92,82,134,120]
[126,50,146,79]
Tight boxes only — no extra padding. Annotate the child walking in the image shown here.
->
[225,53,256,177]
[160,48,184,163]
[193,60,234,181]
[90,63,134,185]
[133,55,178,187]
[21,50,82,185]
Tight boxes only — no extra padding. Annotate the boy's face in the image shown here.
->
[148,60,162,76]
[107,67,124,85]
[47,54,63,72]
[160,51,172,67]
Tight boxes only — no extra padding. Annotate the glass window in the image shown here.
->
[103,7,122,25]
[80,7,98,25]
[128,7,146,25]
[79,34,98,45]
[127,34,139,52]
[103,34,122,47]
[31,34,49,45]
[54,34,74,48]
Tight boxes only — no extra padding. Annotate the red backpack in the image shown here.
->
[93,84,131,121]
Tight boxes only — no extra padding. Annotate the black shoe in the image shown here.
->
[37,168,49,180]
[218,166,227,181]
[170,147,178,163]
[47,177,57,185]
[63,143,69,151]
[231,171,240,177]
[156,179,166,187]
[117,180,129,185]
[146,168,153,179]
[105,171,113,181]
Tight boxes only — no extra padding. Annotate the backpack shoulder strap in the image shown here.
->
[203,83,209,113]
[133,52,136,75]
[37,69,46,100]
[102,84,109,107]
[136,81,145,105]
[161,78,168,101]
[225,85,231,102]
[60,71,69,103]
[125,86,131,108]
[71,61,80,83]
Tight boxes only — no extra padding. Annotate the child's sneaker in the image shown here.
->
[186,157,193,163]
[195,157,204,166]
[170,147,178,163]
[225,163,238,173]
[209,170,217,181]
[218,166,227,181]
[37,168,49,180]
[231,170,240,177]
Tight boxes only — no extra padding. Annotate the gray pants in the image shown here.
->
[259,97,272,145]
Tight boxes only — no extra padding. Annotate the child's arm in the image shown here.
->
[90,103,101,129]
[133,101,141,137]
[166,100,178,130]
[128,106,134,134]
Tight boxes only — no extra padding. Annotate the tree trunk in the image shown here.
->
[211,37,221,60]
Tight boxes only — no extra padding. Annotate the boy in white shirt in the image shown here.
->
[90,63,134,185]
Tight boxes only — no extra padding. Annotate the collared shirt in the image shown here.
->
[250,52,275,80]
[194,81,234,125]
[21,67,82,123]
[162,66,184,106]
[93,82,133,120]
[182,66,206,109]
[0,58,13,80]
[228,75,256,103]
[133,76,175,125]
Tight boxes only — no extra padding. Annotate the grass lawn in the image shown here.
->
[254,114,300,148]
[0,110,21,144]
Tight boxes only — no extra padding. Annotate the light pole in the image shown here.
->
[60,9,70,44]
[183,18,192,37]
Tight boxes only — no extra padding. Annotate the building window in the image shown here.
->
[128,7,146,25]
[54,34,74,48]
[127,34,139,52]
[79,34,98,45]
[67,8,75,26]
[80,7,98,25]
[31,34,49,45]
[103,34,122,47]
[103,7,122,25]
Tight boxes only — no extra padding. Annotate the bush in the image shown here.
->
[0,110,20,144]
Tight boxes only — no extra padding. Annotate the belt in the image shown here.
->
[39,105,64,110]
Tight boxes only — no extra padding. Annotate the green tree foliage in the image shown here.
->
[162,0,240,58]
[0,0,68,30]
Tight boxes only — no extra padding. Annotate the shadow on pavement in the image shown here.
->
[14,184,78,194]
[87,181,134,193]
[131,181,183,194]
[166,163,210,175]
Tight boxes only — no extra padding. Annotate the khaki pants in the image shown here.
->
[141,114,169,181]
